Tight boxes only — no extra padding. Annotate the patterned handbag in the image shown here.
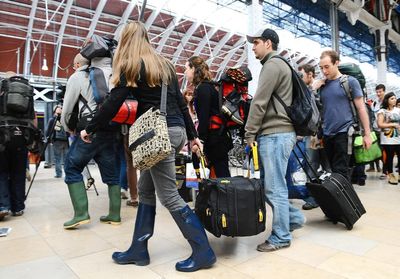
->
[128,83,171,170]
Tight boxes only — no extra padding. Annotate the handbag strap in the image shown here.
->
[160,83,167,116]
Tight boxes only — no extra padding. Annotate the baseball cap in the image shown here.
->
[246,28,280,45]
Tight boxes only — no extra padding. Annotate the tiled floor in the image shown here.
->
[1,165,400,279]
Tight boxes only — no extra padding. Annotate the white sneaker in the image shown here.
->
[120,189,128,199]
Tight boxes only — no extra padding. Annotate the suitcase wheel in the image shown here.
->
[346,224,353,230]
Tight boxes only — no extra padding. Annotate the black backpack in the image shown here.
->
[0,76,37,149]
[0,76,35,119]
[271,56,320,136]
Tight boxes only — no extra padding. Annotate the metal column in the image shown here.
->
[246,0,264,96]
[329,1,340,53]
[374,25,389,85]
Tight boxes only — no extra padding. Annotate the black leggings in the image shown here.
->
[382,144,400,174]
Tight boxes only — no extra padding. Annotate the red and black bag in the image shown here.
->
[209,67,252,131]
[111,99,138,125]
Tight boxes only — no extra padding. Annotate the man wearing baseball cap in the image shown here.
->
[245,28,305,252]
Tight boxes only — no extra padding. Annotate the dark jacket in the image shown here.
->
[85,69,197,140]
[194,81,220,141]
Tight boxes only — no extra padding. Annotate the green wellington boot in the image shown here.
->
[64,182,90,229]
[100,184,121,225]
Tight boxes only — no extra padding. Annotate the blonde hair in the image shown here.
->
[112,21,173,87]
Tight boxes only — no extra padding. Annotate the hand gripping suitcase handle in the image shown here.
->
[251,142,259,171]
[198,151,209,179]
[245,142,259,173]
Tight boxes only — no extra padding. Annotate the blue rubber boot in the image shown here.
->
[171,205,216,272]
[112,203,155,265]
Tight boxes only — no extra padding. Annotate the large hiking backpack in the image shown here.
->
[209,66,253,131]
[0,76,37,148]
[80,34,117,104]
[339,74,374,134]
[77,36,137,127]
[338,63,366,90]
[0,76,35,118]
[271,56,320,136]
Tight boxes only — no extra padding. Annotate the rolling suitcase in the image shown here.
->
[292,142,366,230]
[195,143,266,237]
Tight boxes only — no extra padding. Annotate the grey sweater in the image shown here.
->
[245,51,294,142]
[61,65,96,133]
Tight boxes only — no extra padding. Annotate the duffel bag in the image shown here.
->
[194,143,266,237]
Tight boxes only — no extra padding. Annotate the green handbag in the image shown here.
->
[353,132,382,164]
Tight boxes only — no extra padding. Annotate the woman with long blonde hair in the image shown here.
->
[80,21,216,272]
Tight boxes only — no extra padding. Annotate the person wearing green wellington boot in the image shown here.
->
[61,53,121,230]
[100,184,121,225]
[63,181,90,229]
[80,21,216,272]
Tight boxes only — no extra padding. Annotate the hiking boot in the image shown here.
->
[256,241,290,252]
[388,173,398,185]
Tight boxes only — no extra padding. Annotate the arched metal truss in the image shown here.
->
[1,0,399,86]
[263,0,400,75]
[0,0,248,83]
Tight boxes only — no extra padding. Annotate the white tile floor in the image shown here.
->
[1,165,400,279]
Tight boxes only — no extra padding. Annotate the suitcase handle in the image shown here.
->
[292,141,321,184]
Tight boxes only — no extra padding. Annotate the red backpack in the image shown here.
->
[209,66,252,131]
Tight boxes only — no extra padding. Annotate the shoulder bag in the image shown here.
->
[128,83,171,170]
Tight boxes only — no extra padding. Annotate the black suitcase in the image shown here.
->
[195,176,266,237]
[306,173,366,230]
[293,142,366,230]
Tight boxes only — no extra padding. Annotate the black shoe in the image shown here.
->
[12,210,24,217]
[302,202,319,210]
[358,179,366,186]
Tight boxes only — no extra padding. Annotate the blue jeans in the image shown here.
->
[0,133,27,213]
[64,131,119,185]
[258,132,304,246]
[53,140,68,177]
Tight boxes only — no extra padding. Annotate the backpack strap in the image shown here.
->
[339,75,359,127]
[270,55,292,117]
[271,92,290,116]
[78,95,95,119]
